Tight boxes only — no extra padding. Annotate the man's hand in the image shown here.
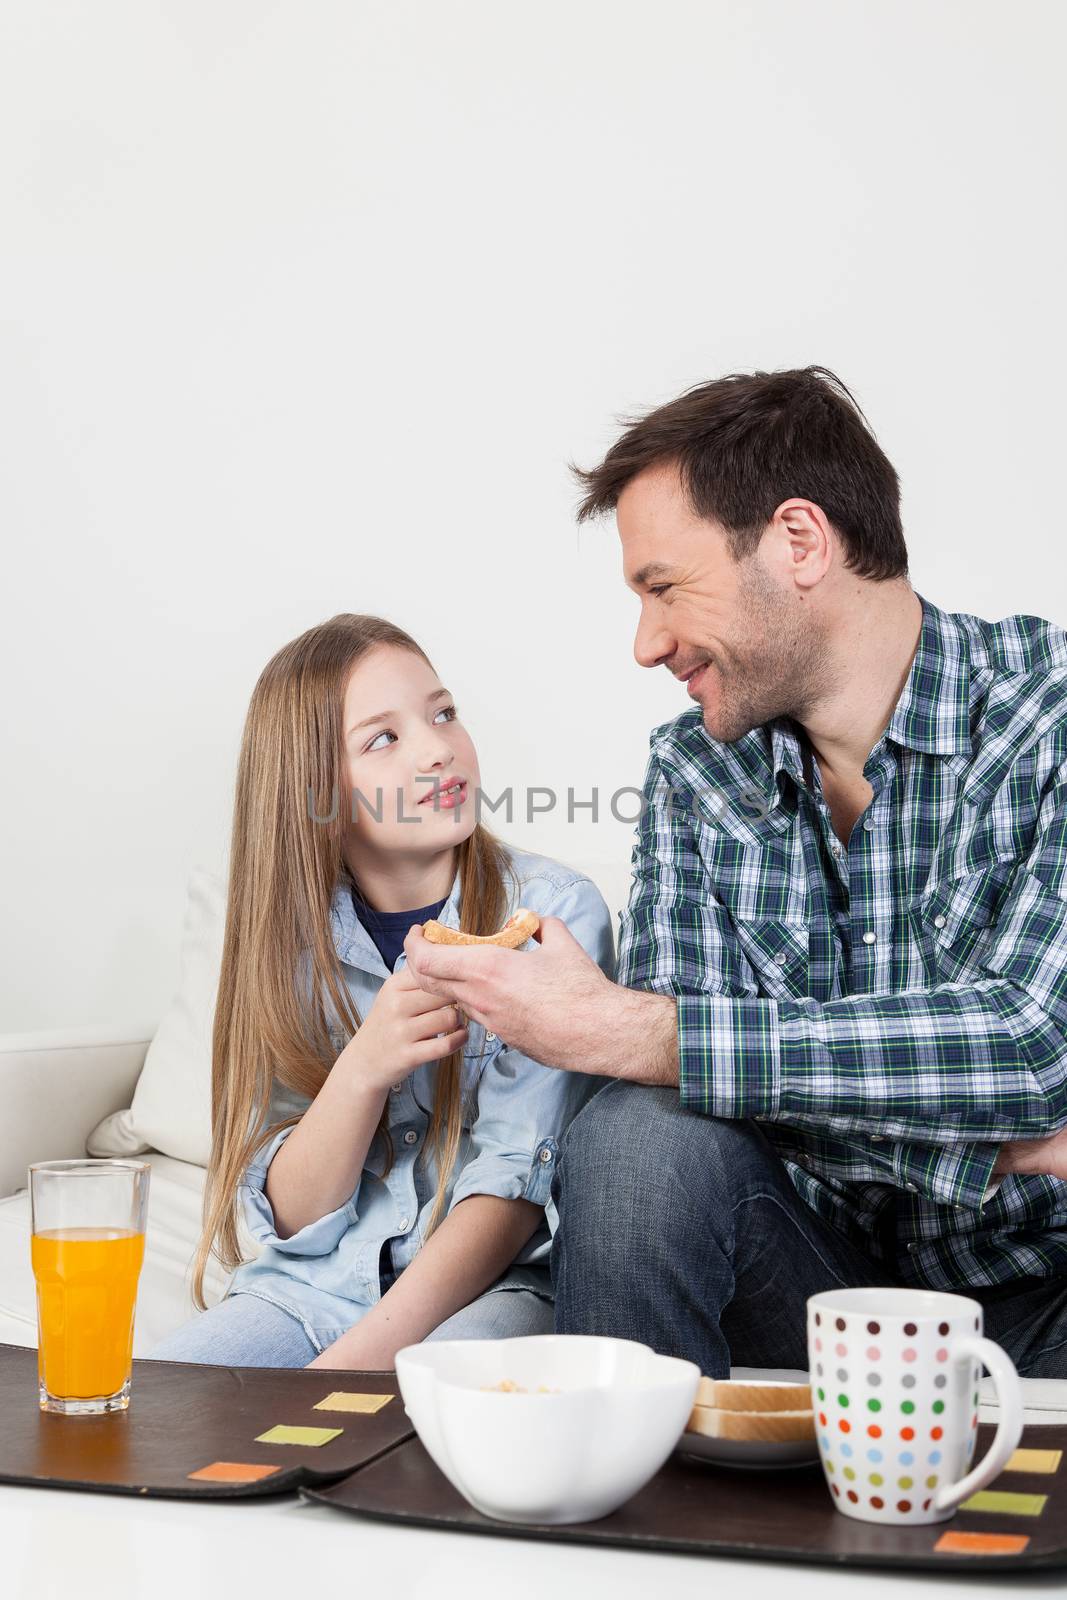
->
[995,1126,1067,1181]
[402,917,677,1081]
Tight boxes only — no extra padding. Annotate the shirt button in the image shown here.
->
[871,1134,886,1143]
[391,1083,403,1093]
[538,1147,553,1164]
[398,1217,410,1232]
[905,1182,918,1192]
[933,914,946,929]
[863,817,876,832]
[774,951,789,966]
[831,843,843,859]
[862,931,877,945]
[486,1031,496,1042]
[403,1130,418,1145]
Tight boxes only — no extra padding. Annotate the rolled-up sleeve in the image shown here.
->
[239,1117,361,1258]
[447,874,615,1214]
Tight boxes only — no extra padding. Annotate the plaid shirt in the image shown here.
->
[617,593,1067,1290]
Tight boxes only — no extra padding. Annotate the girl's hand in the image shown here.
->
[339,966,468,1097]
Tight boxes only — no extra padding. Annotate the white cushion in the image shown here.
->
[0,1154,260,1352]
[86,868,225,1168]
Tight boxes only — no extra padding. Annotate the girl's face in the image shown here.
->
[342,645,480,853]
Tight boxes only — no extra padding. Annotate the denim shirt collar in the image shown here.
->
[328,861,462,976]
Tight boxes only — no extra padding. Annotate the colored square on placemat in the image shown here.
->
[313,1391,394,1414]
[935,1531,1031,1557]
[255,1424,343,1447]
[1004,1447,1062,1475]
[187,1461,282,1483]
[959,1490,1048,1517]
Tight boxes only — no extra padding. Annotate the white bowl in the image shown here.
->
[394,1333,700,1525]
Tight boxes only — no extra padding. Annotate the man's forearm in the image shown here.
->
[675,983,1067,1140]
[307,1193,544,1369]
[599,983,1067,1193]
[601,985,680,1085]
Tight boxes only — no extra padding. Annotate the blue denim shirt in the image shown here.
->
[224,845,615,1339]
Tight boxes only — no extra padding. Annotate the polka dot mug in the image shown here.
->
[807,1287,1023,1527]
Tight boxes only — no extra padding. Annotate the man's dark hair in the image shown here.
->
[570,365,907,582]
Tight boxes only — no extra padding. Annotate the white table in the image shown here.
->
[6,1374,1067,1600]
[5,1474,1067,1600]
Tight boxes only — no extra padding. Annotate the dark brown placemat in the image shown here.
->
[0,1341,411,1499]
[303,1422,1067,1572]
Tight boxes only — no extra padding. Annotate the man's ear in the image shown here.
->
[774,498,833,591]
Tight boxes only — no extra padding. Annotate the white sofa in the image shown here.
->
[0,1020,235,1351]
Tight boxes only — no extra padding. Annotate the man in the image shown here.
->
[404,365,1067,1377]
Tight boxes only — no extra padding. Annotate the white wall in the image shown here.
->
[2,0,1064,1031]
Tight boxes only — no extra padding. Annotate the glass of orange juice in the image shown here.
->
[29,1159,150,1415]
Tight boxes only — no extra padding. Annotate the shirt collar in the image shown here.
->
[764,592,975,808]
[882,592,974,757]
[329,862,462,973]
[769,717,809,791]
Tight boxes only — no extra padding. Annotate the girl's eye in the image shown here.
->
[363,705,456,754]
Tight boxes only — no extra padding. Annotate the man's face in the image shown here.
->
[618,460,830,743]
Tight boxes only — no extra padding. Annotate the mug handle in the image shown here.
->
[933,1335,1024,1513]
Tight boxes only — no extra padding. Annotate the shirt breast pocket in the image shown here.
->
[730,916,811,999]
[912,860,1019,984]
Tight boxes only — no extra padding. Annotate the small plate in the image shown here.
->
[676,1430,820,1471]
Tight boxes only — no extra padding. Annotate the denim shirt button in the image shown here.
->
[391,1083,403,1093]
[398,1217,410,1232]
[403,1129,418,1145]
[538,1146,553,1164]
[486,1031,496,1042]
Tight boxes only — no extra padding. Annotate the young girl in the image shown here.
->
[147,613,614,1370]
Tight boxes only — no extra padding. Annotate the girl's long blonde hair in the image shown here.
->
[189,613,512,1311]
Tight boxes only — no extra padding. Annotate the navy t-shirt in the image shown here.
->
[351,886,448,973]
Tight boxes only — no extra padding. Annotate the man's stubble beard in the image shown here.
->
[700,562,840,744]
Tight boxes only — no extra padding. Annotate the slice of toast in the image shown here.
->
[421,908,540,948]
[685,1404,816,1442]
[694,1377,812,1412]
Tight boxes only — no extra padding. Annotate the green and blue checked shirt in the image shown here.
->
[616,593,1067,1291]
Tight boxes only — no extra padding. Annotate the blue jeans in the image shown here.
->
[550,1079,1067,1379]
[145,1285,554,1368]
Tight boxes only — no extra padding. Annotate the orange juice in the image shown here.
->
[31,1227,146,1399]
